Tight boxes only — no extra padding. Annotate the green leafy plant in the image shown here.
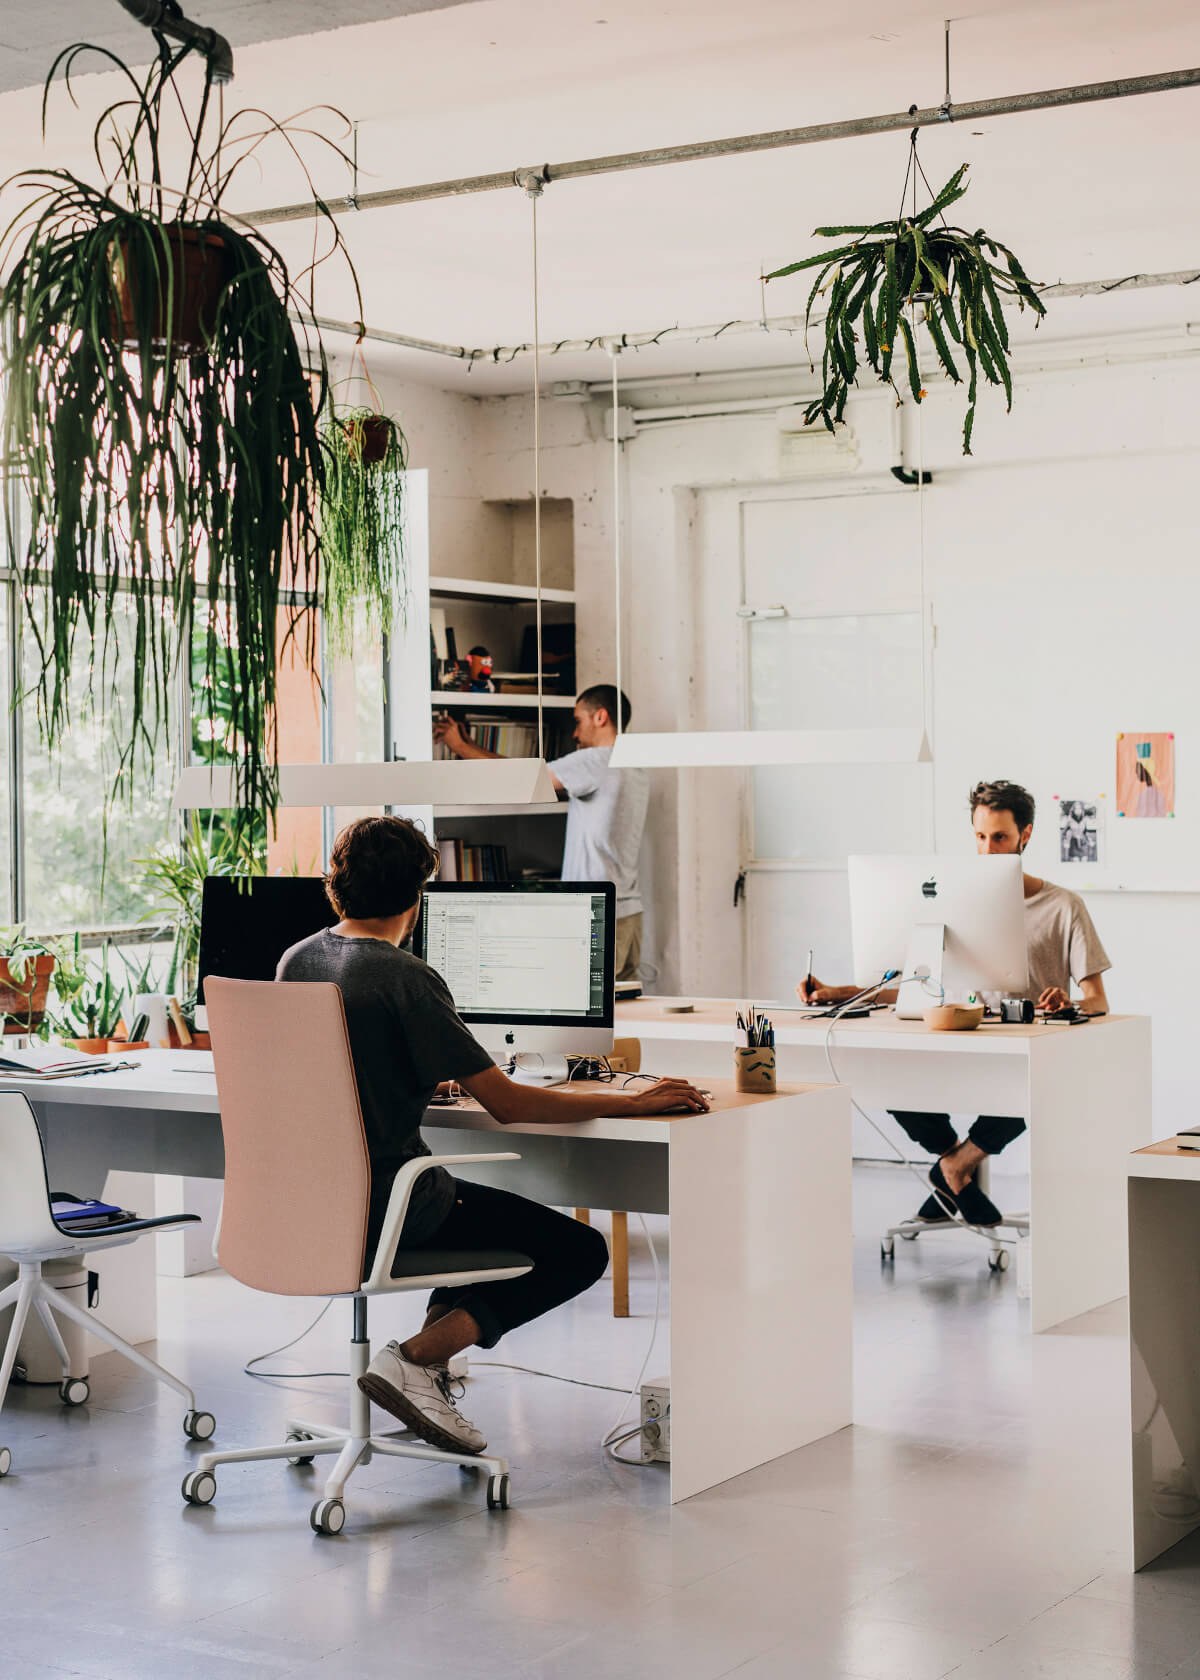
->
[765,162,1044,454]
[0,36,359,846]
[54,940,124,1042]
[0,927,57,1034]
[137,812,264,1001]
[320,402,408,652]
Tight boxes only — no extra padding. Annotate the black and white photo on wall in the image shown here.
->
[1055,796,1102,865]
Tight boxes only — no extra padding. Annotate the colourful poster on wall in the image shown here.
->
[1116,733,1175,818]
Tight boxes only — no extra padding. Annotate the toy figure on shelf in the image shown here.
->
[443,645,496,693]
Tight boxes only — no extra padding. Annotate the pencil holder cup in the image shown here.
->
[734,1044,776,1094]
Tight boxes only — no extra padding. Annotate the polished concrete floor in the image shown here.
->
[1,1164,1198,1680]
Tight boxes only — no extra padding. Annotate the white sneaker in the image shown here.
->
[358,1342,486,1454]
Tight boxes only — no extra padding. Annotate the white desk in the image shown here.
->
[618,999,1153,1333]
[1127,1140,1200,1568]
[6,1053,852,1503]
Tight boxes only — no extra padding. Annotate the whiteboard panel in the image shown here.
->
[748,612,928,860]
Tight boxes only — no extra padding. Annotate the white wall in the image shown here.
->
[354,332,1200,1134]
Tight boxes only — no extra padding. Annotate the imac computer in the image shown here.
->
[414,881,615,1080]
[847,855,1028,1018]
[196,876,337,1005]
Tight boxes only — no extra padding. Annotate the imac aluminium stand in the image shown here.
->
[509,1052,571,1086]
[895,923,946,1019]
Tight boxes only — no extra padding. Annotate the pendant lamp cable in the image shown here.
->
[610,345,623,735]
[521,171,547,760]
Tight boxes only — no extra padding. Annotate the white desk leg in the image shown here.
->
[1027,1018,1151,1333]
[666,1086,852,1502]
[1128,1175,1200,1569]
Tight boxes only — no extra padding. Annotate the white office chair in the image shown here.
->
[189,977,533,1535]
[0,1092,214,1478]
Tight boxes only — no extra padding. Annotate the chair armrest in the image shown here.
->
[363,1152,520,1293]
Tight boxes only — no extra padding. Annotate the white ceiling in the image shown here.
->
[0,0,1197,392]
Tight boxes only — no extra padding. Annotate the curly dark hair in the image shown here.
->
[969,779,1035,832]
[324,816,439,920]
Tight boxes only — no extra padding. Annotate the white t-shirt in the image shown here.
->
[1019,880,1112,1001]
[547,746,649,918]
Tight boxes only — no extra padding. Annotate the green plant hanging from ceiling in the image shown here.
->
[0,35,360,846]
[320,383,408,654]
[764,142,1045,454]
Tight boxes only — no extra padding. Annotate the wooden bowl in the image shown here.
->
[922,1004,985,1032]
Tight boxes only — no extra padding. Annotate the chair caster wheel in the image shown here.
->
[59,1377,89,1407]
[487,1472,510,1511]
[311,1497,345,1535]
[182,1469,216,1506]
[0,1445,10,1476]
[184,1409,216,1442]
[880,1241,895,1261]
[285,1431,316,1466]
[988,1249,1010,1272]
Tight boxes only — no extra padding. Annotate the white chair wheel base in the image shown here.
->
[487,1472,510,1511]
[0,1445,11,1476]
[311,1497,345,1535]
[988,1248,1011,1272]
[182,1469,217,1506]
[59,1377,89,1407]
[183,1409,216,1442]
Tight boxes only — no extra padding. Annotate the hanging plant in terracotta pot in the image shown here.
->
[765,147,1045,454]
[320,372,408,652]
[0,36,360,846]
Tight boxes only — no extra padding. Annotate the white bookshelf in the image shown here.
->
[433,803,565,818]
[432,691,575,709]
[430,575,577,607]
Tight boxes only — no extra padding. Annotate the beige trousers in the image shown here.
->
[614,912,642,983]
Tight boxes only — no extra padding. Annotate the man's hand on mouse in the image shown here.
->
[624,1077,709,1115]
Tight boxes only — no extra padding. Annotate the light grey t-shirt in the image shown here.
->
[1019,880,1112,1001]
[547,745,649,918]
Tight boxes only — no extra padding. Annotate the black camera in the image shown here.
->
[999,997,1035,1024]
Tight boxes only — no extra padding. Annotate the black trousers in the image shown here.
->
[406,1178,610,1350]
[890,1111,1026,1157]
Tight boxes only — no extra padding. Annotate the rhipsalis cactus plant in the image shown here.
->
[319,405,408,653]
[765,162,1045,454]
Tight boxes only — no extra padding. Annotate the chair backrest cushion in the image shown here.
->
[0,1092,63,1254]
[206,977,371,1295]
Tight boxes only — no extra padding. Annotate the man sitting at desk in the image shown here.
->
[799,779,1111,1227]
[277,815,706,1457]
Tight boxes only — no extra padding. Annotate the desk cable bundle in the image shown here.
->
[822,971,1020,1250]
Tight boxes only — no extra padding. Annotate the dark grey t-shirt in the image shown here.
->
[276,929,493,1251]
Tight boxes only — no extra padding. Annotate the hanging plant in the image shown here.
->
[0,37,360,846]
[765,159,1045,454]
[319,399,408,653]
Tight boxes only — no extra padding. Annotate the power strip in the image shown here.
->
[640,1377,670,1462]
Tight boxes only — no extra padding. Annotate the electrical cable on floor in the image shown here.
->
[472,1361,629,1394]
[244,1300,347,1380]
[598,1211,664,1467]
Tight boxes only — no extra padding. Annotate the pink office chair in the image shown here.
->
[189,977,531,1535]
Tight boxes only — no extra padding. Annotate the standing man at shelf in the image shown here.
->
[433,684,649,982]
[800,780,1112,1227]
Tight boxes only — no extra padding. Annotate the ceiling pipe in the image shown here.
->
[249,66,1200,226]
[297,267,1200,369]
[113,0,234,82]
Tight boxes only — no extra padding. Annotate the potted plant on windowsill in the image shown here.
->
[764,160,1044,455]
[0,930,57,1033]
[53,940,124,1053]
[320,400,408,652]
[0,36,360,848]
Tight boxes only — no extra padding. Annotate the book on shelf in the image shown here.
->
[433,718,570,760]
[437,839,510,882]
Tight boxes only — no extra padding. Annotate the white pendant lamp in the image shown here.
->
[173,758,559,812]
[610,728,932,769]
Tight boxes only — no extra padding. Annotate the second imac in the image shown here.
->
[848,855,1028,1018]
[414,881,615,1082]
